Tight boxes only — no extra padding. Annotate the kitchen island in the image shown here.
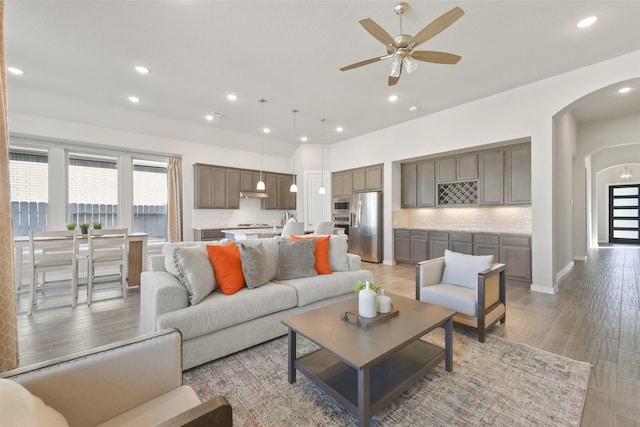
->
[221,227,283,240]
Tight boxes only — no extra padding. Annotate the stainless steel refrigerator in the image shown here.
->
[349,191,383,263]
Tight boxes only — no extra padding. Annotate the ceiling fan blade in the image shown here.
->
[409,6,464,48]
[340,55,390,72]
[359,18,397,48]
[411,50,461,64]
[388,75,400,86]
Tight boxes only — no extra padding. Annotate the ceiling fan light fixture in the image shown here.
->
[403,56,418,73]
[390,54,402,77]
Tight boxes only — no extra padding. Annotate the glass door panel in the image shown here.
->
[609,184,640,244]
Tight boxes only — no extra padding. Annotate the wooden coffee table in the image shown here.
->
[282,292,455,427]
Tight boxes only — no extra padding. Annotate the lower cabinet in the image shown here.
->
[394,229,531,285]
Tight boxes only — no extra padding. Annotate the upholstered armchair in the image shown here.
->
[416,250,506,342]
[1,329,232,427]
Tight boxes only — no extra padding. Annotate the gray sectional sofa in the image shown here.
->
[140,235,372,369]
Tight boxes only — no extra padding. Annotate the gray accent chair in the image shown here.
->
[1,329,232,427]
[416,257,506,342]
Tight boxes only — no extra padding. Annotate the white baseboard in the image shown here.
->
[383,259,395,266]
[556,261,574,281]
[573,255,586,261]
[530,283,558,295]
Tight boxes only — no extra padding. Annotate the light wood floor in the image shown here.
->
[14,247,640,426]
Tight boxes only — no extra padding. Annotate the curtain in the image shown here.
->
[167,157,182,242]
[0,0,19,371]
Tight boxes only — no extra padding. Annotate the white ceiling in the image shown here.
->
[5,1,640,156]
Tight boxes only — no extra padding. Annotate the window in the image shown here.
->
[133,159,168,240]
[9,147,49,236]
[68,152,118,227]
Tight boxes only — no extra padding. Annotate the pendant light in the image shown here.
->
[318,119,327,195]
[256,99,266,191]
[290,109,298,193]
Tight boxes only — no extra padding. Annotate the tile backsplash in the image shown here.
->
[192,198,297,230]
[393,206,532,234]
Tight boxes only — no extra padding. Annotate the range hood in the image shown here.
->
[239,191,269,199]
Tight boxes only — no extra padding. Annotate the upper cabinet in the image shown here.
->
[195,163,295,210]
[400,142,530,209]
[402,160,435,208]
[479,149,504,205]
[505,144,531,205]
[436,154,477,183]
[332,171,353,197]
[332,164,383,198]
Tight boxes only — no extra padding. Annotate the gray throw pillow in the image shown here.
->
[238,242,271,289]
[173,246,216,305]
[276,239,318,280]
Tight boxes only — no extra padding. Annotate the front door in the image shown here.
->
[609,184,640,244]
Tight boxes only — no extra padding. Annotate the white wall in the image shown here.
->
[576,111,640,248]
[553,111,578,274]
[329,49,640,294]
[8,113,294,237]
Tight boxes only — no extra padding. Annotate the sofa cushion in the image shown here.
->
[206,243,245,295]
[173,246,215,305]
[238,242,271,289]
[97,386,200,427]
[157,283,298,340]
[420,283,477,317]
[0,378,69,427]
[276,270,373,307]
[290,235,332,274]
[163,240,229,277]
[328,234,350,272]
[276,239,318,280]
[441,249,493,290]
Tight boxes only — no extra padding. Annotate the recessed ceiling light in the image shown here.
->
[227,94,238,101]
[300,136,308,142]
[388,95,399,102]
[205,115,214,121]
[128,96,140,103]
[134,65,149,74]
[618,87,632,94]
[205,111,223,121]
[336,126,344,133]
[263,127,270,134]
[577,16,598,28]
[7,67,24,75]
[409,106,419,112]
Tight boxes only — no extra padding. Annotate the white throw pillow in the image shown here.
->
[0,379,69,427]
[441,249,493,290]
[328,234,350,272]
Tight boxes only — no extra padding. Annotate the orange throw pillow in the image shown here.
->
[290,235,332,274]
[206,243,245,295]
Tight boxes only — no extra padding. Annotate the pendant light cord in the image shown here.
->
[258,99,265,182]
[292,109,297,185]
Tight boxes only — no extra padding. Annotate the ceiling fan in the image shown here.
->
[340,2,464,86]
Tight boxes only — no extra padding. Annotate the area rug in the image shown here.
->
[184,329,591,426]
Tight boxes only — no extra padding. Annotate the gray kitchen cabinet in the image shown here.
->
[240,170,263,193]
[365,164,383,190]
[479,149,505,205]
[401,163,417,208]
[284,175,296,210]
[449,232,473,254]
[500,235,532,282]
[429,231,449,259]
[194,164,226,209]
[225,169,241,209]
[457,153,478,180]
[277,174,288,209]
[410,230,429,263]
[436,158,456,182]
[505,144,531,205]
[417,160,436,207]
[394,229,411,264]
[332,171,353,197]
[262,173,279,209]
[352,168,366,192]
[473,233,500,259]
